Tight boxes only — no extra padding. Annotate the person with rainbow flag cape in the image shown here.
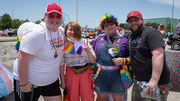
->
[92,14,130,101]
[61,22,96,101]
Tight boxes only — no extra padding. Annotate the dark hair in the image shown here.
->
[119,23,124,28]
[64,22,82,40]
[101,17,118,30]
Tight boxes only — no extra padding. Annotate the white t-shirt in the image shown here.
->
[19,22,65,86]
[64,38,96,67]
[118,29,124,37]
[13,58,18,80]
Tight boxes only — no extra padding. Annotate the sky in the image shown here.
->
[0,0,180,28]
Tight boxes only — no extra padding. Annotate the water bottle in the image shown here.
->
[137,81,160,100]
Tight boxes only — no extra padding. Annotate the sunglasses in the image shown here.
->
[48,14,62,19]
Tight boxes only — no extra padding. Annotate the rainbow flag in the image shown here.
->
[88,32,94,36]
[74,43,83,55]
[162,87,166,94]
[62,38,83,55]
[15,35,23,51]
[62,39,75,55]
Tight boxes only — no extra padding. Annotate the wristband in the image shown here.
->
[20,82,28,87]
[122,58,125,65]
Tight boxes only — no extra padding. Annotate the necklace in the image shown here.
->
[48,29,59,58]
[107,35,119,56]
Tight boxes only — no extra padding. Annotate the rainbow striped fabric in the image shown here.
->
[162,87,166,94]
[62,38,83,55]
[112,47,118,56]
[120,65,133,89]
[15,35,23,51]
[88,32,94,36]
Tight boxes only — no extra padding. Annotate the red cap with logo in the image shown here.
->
[46,3,62,15]
[126,11,142,22]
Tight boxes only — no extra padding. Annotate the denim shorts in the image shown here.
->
[94,68,125,96]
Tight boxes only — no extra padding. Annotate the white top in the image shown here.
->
[19,22,65,86]
[13,59,18,80]
[64,38,96,67]
[117,29,124,37]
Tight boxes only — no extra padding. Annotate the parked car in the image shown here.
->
[7,29,17,37]
[167,32,180,50]
[0,31,7,37]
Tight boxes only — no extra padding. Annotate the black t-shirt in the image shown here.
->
[129,26,170,85]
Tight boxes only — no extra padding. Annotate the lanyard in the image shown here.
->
[106,34,118,48]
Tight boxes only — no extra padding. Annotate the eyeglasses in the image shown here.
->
[48,14,62,19]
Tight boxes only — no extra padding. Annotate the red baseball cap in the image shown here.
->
[126,11,142,22]
[46,3,62,15]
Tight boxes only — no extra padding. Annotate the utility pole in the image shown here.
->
[171,0,174,32]
[76,0,78,23]
[12,10,14,20]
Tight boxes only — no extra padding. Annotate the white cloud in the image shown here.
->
[147,0,180,9]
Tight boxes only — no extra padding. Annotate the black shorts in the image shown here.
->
[22,79,61,101]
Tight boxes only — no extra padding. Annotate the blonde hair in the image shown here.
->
[64,22,82,40]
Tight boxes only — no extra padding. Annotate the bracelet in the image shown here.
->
[20,82,28,87]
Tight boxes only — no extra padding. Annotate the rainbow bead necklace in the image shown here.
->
[107,35,118,56]
[48,29,59,58]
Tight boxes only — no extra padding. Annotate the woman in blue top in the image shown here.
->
[91,14,130,101]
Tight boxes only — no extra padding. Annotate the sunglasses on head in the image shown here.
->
[48,13,62,19]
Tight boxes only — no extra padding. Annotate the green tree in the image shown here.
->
[166,23,173,32]
[21,19,30,23]
[12,19,22,29]
[0,13,12,30]
[144,22,159,29]
[124,23,129,31]
[35,20,41,24]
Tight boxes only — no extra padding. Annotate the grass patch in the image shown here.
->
[0,38,17,42]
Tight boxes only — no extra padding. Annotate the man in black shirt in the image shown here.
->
[126,11,170,101]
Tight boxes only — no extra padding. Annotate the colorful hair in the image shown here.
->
[100,14,118,30]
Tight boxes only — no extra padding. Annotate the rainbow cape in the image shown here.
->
[15,35,23,51]
[62,38,83,55]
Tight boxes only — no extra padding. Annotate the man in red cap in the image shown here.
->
[18,3,65,101]
[126,11,170,101]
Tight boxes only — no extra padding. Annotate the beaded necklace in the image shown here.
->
[48,29,59,58]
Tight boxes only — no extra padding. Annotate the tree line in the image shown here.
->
[0,13,41,30]
[0,13,173,32]
[124,22,173,32]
